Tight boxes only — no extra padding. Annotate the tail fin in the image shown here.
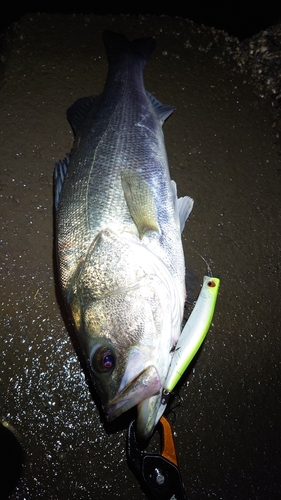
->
[103,30,157,63]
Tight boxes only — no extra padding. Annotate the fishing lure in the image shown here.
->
[164,276,220,392]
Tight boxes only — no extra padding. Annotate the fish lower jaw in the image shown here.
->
[106,399,130,422]
[136,395,164,441]
[105,365,162,424]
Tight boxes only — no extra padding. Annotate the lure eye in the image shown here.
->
[91,346,115,373]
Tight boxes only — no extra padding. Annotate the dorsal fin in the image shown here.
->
[67,96,99,135]
[54,154,70,211]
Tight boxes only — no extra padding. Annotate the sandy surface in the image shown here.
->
[0,13,280,499]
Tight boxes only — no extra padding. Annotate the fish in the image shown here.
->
[54,30,194,440]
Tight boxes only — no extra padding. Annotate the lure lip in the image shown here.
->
[164,275,220,393]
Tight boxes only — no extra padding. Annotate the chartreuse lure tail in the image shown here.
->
[164,276,220,393]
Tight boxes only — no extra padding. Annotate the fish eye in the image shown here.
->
[91,346,115,373]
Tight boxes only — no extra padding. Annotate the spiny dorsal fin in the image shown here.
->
[54,153,71,211]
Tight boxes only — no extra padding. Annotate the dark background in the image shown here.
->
[1,1,281,40]
[1,9,280,499]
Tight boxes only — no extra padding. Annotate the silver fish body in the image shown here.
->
[55,31,193,439]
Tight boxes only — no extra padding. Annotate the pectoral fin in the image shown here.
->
[121,170,160,238]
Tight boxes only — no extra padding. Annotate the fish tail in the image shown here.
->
[103,30,157,64]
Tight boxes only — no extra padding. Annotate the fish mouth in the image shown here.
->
[106,365,162,439]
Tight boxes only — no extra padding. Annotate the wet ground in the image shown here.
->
[0,13,280,500]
